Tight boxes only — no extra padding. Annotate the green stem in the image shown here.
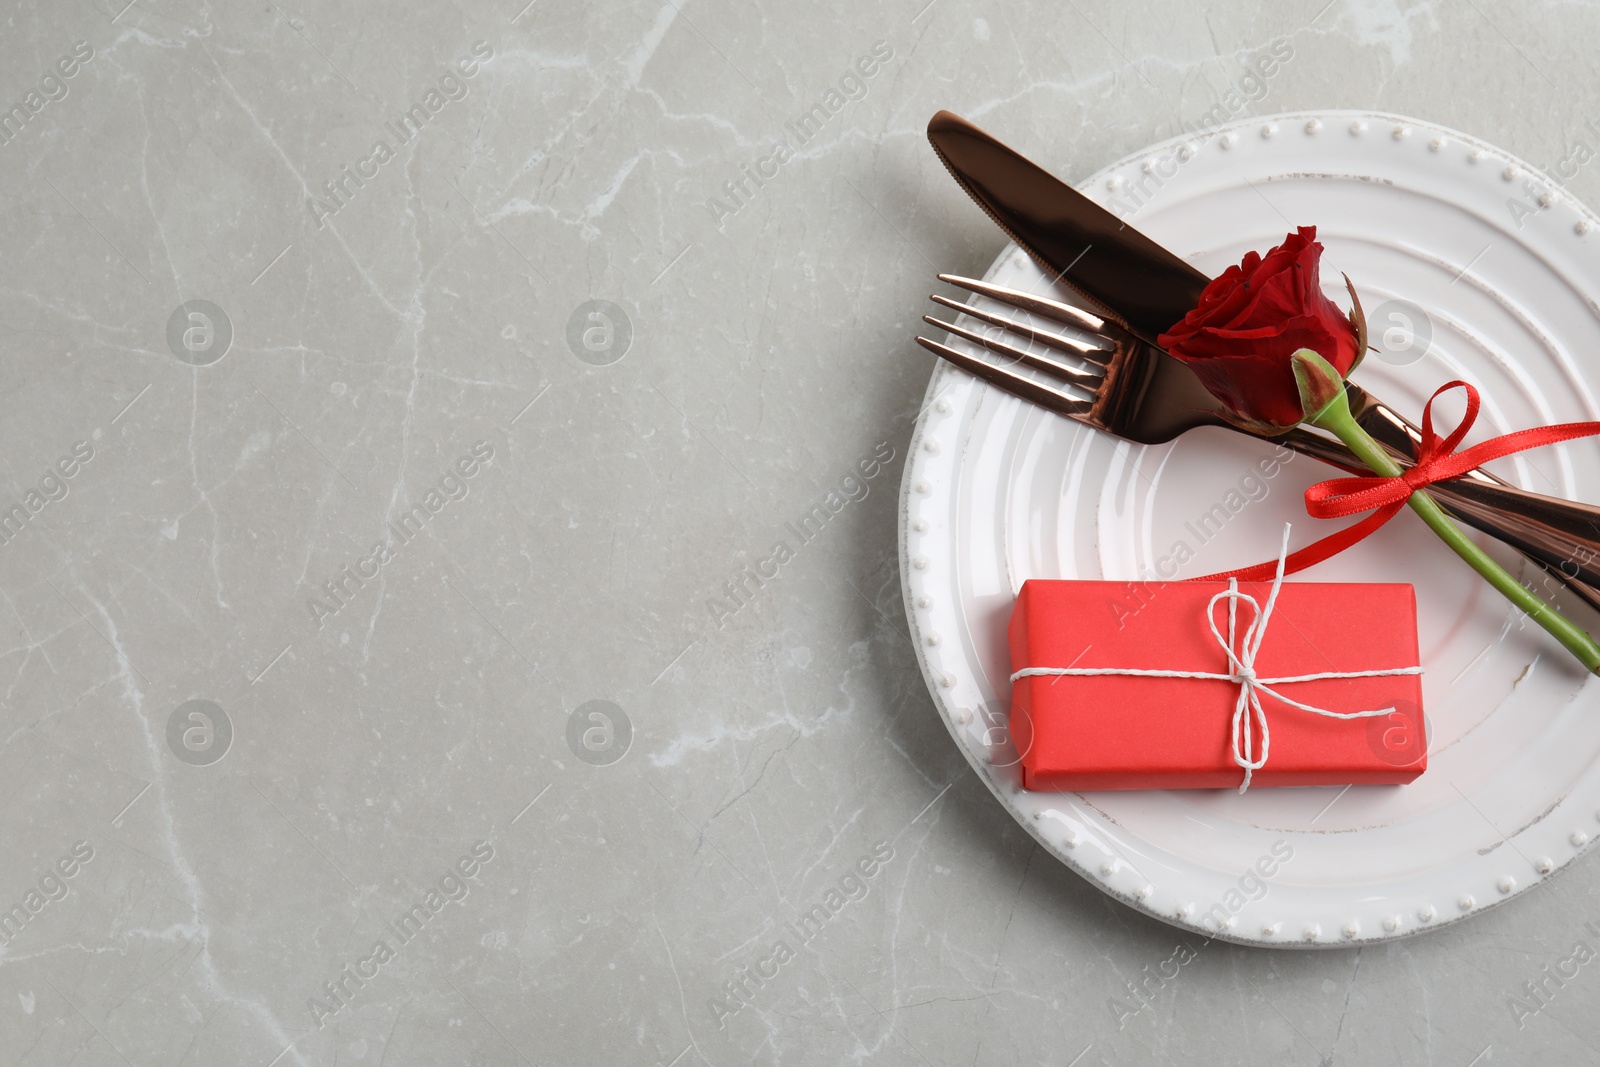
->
[1308,392,1600,675]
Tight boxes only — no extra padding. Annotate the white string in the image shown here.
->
[1009,525,1424,793]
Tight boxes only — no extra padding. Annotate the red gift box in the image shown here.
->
[1007,578,1426,791]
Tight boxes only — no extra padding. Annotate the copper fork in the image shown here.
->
[917,273,1600,612]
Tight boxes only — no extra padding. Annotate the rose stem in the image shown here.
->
[1310,391,1600,675]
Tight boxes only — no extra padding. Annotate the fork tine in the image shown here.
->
[938,273,1127,339]
[929,294,1114,366]
[914,335,1094,421]
[922,315,1106,391]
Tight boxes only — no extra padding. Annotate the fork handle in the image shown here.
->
[1278,427,1600,614]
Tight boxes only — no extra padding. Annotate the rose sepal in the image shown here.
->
[1290,348,1347,424]
[1343,273,1370,373]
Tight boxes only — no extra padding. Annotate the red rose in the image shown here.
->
[1156,226,1362,430]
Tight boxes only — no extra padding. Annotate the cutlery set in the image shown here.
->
[916,110,1600,609]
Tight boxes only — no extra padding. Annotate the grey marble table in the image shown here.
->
[1,1,1597,1064]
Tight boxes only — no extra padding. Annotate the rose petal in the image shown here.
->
[1160,226,1358,426]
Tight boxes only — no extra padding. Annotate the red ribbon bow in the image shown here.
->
[1203,381,1600,584]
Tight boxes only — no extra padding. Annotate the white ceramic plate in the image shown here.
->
[900,110,1600,947]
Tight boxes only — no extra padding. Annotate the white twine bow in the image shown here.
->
[1010,526,1424,793]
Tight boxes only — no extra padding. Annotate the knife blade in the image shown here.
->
[926,109,1205,343]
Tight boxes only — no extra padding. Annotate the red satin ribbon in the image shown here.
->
[1199,380,1600,583]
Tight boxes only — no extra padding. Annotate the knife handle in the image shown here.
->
[1352,388,1600,550]
[1278,426,1600,615]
